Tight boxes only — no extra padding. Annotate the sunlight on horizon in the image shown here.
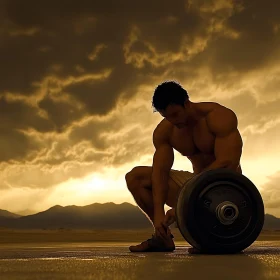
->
[0,150,278,217]
[20,152,279,216]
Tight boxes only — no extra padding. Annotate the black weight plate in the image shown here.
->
[176,168,264,254]
[196,182,252,238]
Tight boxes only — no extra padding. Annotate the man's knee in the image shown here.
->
[125,171,134,190]
[125,166,150,192]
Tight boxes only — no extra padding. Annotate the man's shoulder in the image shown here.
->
[196,101,225,115]
[196,102,235,120]
[200,102,236,119]
[153,119,172,142]
[202,103,238,134]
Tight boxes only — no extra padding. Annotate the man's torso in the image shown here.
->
[156,102,242,174]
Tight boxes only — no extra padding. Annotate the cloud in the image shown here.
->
[260,170,280,216]
[0,92,158,190]
[205,0,280,74]
[0,0,280,205]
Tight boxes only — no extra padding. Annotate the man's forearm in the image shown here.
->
[200,159,239,173]
[151,171,169,218]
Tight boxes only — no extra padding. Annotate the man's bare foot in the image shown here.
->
[188,247,201,254]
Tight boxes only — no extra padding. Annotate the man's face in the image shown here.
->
[159,104,188,128]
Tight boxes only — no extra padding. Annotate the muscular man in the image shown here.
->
[125,81,243,253]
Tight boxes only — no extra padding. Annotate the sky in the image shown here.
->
[0,0,280,217]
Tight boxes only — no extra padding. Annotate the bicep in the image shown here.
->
[152,144,174,173]
[215,129,243,164]
[207,106,243,165]
[152,128,174,174]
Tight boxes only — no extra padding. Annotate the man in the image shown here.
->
[125,81,243,253]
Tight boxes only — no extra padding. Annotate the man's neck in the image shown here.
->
[186,102,201,126]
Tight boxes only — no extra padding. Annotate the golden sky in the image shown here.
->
[0,0,280,217]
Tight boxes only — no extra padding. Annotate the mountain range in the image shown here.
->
[0,203,279,230]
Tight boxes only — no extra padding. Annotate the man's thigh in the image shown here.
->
[166,169,194,207]
[129,166,194,208]
[129,166,192,187]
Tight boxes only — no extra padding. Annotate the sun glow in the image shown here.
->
[80,175,107,194]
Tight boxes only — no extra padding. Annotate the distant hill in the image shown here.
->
[0,210,22,219]
[0,203,279,230]
[15,209,36,216]
[263,214,280,230]
[0,202,152,230]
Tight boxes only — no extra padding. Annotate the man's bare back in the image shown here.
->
[155,101,243,175]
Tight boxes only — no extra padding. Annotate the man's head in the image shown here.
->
[152,81,191,128]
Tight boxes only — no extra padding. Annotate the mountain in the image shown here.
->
[263,214,280,230]
[0,203,279,230]
[15,209,37,216]
[0,202,152,230]
[0,210,22,219]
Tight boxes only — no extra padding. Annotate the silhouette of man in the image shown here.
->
[125,81,243,253]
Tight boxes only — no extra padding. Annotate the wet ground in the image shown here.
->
[0,241,279,280]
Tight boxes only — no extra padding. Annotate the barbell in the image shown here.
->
[175,168,265,254]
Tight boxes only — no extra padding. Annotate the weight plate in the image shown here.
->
[176,168,265,254]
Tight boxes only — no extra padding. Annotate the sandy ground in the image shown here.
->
[0,229,279,280]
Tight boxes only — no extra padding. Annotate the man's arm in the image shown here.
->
[151,127,174,223]
[201,107,243,172]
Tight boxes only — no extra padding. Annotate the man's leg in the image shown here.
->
[125,168,155,224]
[125,166,181,252]
[125,166,182,222]
[126,167,201,254]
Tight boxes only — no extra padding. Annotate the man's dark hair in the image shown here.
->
[152,81,189,112]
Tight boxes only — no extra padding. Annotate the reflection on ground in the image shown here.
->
[0,241,279,280]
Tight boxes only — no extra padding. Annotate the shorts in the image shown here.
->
[169,169,194,188]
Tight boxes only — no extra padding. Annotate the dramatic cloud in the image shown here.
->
[0,0,280,215]
[260,170,280,217]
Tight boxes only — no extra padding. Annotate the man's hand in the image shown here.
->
[154,211,171,241]
[154,209,176,241]
[163,208,176,227]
